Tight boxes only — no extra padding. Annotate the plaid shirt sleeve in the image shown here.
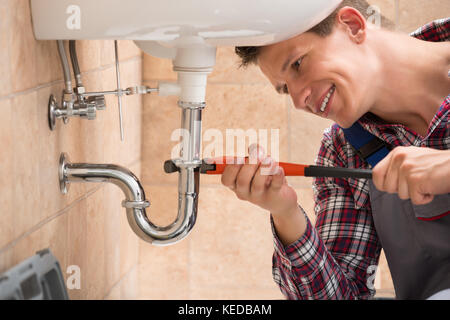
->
[409,18,450,41]
[271,125,382,300]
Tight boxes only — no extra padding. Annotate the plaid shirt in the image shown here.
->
[271,18,450,300]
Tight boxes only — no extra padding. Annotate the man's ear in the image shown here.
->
[336,6,367,44]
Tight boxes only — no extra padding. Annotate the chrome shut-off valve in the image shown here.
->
[48,92,105,129]
[49,40,157,141]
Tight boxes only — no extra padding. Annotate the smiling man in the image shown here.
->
[221,0,450,299]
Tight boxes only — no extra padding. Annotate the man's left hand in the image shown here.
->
[372,146,450,205]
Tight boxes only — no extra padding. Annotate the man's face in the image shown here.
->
[258,17,376,128]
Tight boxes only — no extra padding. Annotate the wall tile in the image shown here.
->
[104,284,121,300]
[39,213,68,278]
[66,199,87,300]
[141,94,180,186]
[35,40,62,86]
[398,0,450,33]
[208,47,268,84]
[190,187,279,291]
[76,40,102,73]
[0,248,13,275]
[12,91,42,239]
[8,0,37,93]
[367,0,398,29]
[99,40,116,68]
[139,185,180,234]
[8,203,68,276]
[84,189,106,299]
[138,244,190,299]
[0,99,13,248]
[0,0,12,96]
[120,266,138,300]
[11,223,42,268]
[117,40,142,61]
[142,53,177,81]
[102,184,122,292]
[119,198,139,279]
[138,185,190,299]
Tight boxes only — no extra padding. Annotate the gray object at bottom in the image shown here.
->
[0,249,69,300]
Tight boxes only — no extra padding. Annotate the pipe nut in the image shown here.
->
[122,200,151,209]
[75,86,86,95]
[89,95,106,110]
[177,101,206,110]
[63,92,75,102]
[86,104,97,120]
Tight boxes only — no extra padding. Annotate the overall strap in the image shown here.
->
[341,122,391,167]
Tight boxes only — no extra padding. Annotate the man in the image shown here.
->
[220,0,450,299]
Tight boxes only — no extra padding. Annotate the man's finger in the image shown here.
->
[268,166,285,192]
[221,163,243,190]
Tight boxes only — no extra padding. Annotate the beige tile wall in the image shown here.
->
[0,0,142,299]
[139,0,448,300]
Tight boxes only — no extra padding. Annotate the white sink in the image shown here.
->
[31,0,341,47]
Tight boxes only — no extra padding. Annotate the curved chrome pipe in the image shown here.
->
[59,152,199,246]
[58,101,204,246]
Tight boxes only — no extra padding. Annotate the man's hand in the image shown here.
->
[219,144,298,217]
[219,144,306,246]
[372,146,450,205]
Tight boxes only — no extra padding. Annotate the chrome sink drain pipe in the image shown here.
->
[58,100,204,246]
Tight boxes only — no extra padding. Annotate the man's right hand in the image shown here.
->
[219,144,298,218]
[219,144,306,245]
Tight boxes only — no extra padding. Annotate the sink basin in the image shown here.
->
[31,0,342,47]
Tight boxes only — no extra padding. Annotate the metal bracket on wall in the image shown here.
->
[48,40,157,141]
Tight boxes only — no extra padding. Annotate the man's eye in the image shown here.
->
[282,85,289,94]
[292,57,303,71]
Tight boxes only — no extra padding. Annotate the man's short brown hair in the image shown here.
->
[235,0,393,67]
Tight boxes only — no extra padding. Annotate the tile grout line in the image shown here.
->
[103,263,138,299]
[0,185,101,257]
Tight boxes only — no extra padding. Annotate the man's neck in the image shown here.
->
[369,29,450,136]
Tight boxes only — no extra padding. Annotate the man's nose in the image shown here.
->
[287,81,312,111]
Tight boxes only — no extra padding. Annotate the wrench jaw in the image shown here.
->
[163,159,216,174]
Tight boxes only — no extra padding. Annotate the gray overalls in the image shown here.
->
[369,184,450,299]
[343,121,450,299]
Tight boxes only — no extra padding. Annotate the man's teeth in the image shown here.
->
[320,85,335,112]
